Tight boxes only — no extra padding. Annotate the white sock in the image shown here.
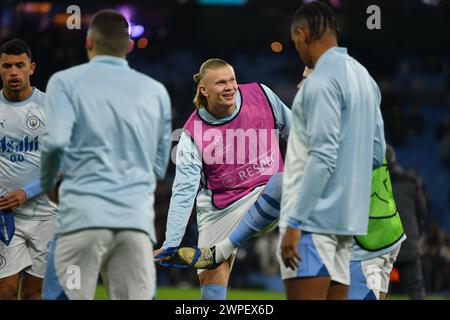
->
[213,238,236,264]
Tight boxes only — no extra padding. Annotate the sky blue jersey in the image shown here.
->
[280,47,386,235]
[40,56,172,242]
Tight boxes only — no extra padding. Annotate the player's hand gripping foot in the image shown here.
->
[177,246,221,269]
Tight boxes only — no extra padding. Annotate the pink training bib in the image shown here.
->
[184,83,283,209]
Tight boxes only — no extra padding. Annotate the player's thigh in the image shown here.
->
[379,246,401,294]
[21,273,43,300]
[284,277,331,300]
[198,202,252,249]
[277,229,341,299]
[348,260,374,300]
[197,207,247,276]
[24,218,57,279]
[51,229,113,300]
[327,280,349,300]
[349,252,393,300]
[276,229,337,281]
[331,235,353,286]
[0,219,32,281]
[101,230,155,300]
[0,273,20,299]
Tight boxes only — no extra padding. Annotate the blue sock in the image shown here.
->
[201,284,227,300]
[229,173,283,247]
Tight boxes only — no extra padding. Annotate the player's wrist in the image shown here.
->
[287,217,302,230]
[20,188,29,200]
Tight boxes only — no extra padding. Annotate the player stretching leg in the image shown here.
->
[174,69,314,270]
[154,58,291,300]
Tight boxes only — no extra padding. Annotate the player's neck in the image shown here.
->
[206,103,236,118]
[2,86,33,102]
[88,50,126,61]
[310,38,338,68]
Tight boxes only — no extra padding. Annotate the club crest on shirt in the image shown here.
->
[26,115,40,130]
[0,255,6,269]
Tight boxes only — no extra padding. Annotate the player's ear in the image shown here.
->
[199,85,208,97]
[29,61,36,76]
[85,35,94,52]
[127,39,134,53]
[299,27,310,44]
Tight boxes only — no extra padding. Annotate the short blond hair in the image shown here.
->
[193,58,231,109]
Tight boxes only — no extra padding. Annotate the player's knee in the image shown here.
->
[266,172,283,200]
[0,284,19,300]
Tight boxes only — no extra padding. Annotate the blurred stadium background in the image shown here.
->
[1,0,449,299]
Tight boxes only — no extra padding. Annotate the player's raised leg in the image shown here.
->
[21,274,43,300]
[178,172,283,269]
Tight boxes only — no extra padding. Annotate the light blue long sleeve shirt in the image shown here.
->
[40,55,172,242]
[280,47,386,235]
[162,84,291,248]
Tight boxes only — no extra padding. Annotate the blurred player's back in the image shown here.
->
[41,9,172,300]
[44,57,171,239]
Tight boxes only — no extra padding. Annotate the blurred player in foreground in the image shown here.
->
[40,10,172,300]
[0,39,57,299]
[155,58,291,300]
[299,68,405,300]
[279,1,386,299]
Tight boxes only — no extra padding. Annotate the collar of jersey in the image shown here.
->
[314,46,348,70]
[90,55,129,68]
[0,87,36,107]
[198,91,242,125]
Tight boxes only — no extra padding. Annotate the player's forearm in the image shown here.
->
[162,176,199,248]
[154,124,172,180]
[162,203,195,248]
[162,131,201,247]
[286,154,332,227]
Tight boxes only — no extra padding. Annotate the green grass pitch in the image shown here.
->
[94,285,449,300]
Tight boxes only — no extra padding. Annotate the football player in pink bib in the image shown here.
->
[155,58,291,300]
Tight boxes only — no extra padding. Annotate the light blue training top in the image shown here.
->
[40,55,172,242]
[280,47,386,235]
